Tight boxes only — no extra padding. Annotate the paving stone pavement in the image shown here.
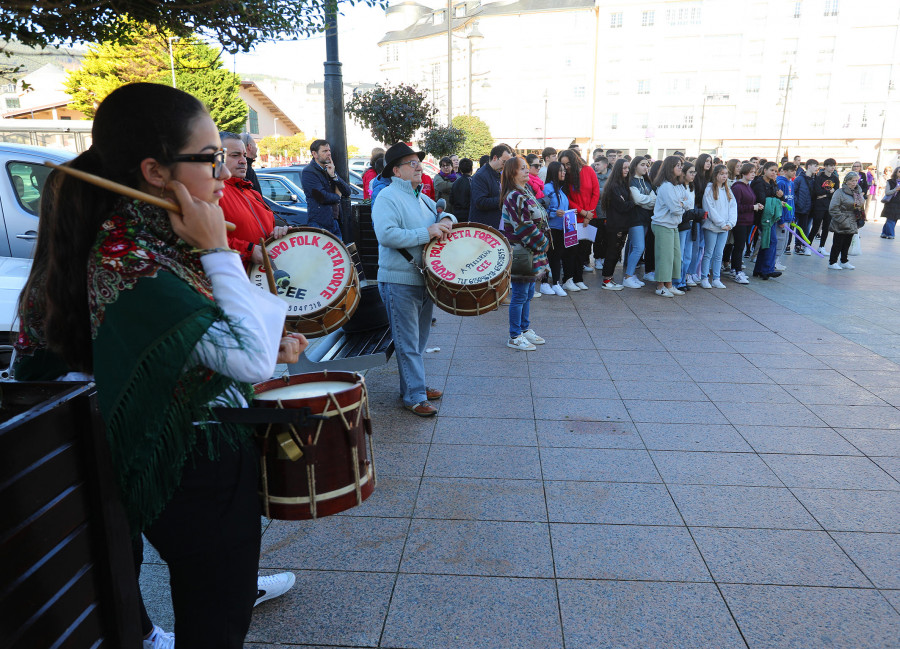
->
[142,224,900,648]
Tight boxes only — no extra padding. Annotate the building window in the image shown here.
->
[455,5,466,17]
[637,79,650,94]
[573,86,586,100]
[792,1,802,18]
[638,113,649,129]
[610,12,623,28]
[666,5,701,26]
[248,107,259,134]
[824,0,839,16]
[433,10,444,25]
[0,83,15,93]
[641,10,655,27]
[816,74,830,90]
[742,112,758,128]
[778,76,788,91]
[605,81,619,96]
[611,113,618,130]
[745,76,761,93]
[5,97,20,109]
[861,107,868,128]
[819,37,836,54]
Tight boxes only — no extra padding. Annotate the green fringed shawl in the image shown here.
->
[93,271,253,534]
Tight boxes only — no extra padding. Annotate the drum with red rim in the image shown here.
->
[422,223,511,316]
[252,371,375,520]
[249,227,360,338]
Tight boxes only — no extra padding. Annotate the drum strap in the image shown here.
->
[395,195,441,275]
[212,406,326,426]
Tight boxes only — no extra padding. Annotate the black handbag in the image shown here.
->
[510,243,535,276]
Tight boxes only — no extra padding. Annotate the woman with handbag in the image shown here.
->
[501,156,550,351]
[827,171,863,270]
[880,168,900,239]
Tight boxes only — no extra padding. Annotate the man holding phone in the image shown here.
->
[301,139,354,239]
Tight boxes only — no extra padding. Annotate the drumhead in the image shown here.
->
[254,380,357,401]
[423,224,510,286]
[249,228,353,316]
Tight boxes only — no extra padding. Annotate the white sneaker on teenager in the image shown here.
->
[532,289,541,298]
[539,283,555,295]
[594,260,604,270]
[655,287,674,297]
[774,263,787,271]
[522,329,546,344]
[583,264,595,272]
[143,626,175,649]
[700,278,712,289]
[622,276,643,289]
[828,262,843,270]
[711,279,727,289]
[552,283,568,296]
[507,334,536,351]
[562,279,581,292]
[735,271,750,284]
[818,246,827,254]
[686,276,697,287]
[669,286,685,295]
[256,573,296,607]
[576,281,590,290]
[643,271,656,282]
[840,262,856,270]
[602,280,624,290]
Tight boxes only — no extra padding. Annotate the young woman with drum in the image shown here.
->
[501,156,550,351]
[14,83,306,648]
[371,142,455,416]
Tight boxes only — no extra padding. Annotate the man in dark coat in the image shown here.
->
[301,138,353,238]
[468,144,512,229]
[450,157,473,222]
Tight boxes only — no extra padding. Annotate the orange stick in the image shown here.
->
[259,237,287,337]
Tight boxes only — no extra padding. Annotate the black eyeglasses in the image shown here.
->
[170,149,227,179]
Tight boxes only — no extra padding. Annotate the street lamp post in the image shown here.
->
[167,36,178,88]
[447,0,452,124]
[323,2,352,241]
[466,25,483,116]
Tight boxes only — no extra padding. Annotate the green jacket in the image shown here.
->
[760,196,781,249]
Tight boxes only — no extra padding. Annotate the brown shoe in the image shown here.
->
[405,401,438,417]
[426,387,443,400]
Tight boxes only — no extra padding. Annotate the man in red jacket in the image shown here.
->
[220,132,290,265]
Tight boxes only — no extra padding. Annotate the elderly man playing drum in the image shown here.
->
[373,143,456,416]
[219,131,290,265]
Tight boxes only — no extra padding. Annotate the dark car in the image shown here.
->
[257,173,307,207]
[264,165,364,201]
[262,195,308,227]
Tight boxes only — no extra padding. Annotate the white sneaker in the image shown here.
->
[828,262,843,270]
[532,289,541,298]
[669,286,685,295]
[522,329,545,344]
[583,264,595,272]
[818,246,827,254]
[539,283,556,295]
[256,572,296,607]
[655,287,674,297]
[144,625,175,649]
[700,278,712,289]
[552,283,568,296]
[562,278,581,292]
[729,268,738,279]
[576,281,590,290]
[507,334,536,351]
[602,280,624,290]
[774,263,787,271]
[622,276,643,289]
[643,271,656,282]
[711,279,727,289]
[686,276,697,287]
[594,260,604,270]
[840,262,855,270]
[802,248,812,255]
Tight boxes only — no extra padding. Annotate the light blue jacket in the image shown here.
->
[653,181,688,228]
[372,177,457,286]
[543,181,569,229]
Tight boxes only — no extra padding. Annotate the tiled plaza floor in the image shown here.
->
[142,224,900,648]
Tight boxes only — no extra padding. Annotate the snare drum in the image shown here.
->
[249,227,360,337]
[253,371,375,520]
[422,223,511,316]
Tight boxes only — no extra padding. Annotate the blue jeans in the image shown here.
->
[753,227,778,275]
[378,282,433,406]
[883,219,896,237]
[701,229,729,280]
[625,225,646,276]
[678,229,692,284]
[509,280,535,339]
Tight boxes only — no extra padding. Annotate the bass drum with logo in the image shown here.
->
[249,227,360,337]
[422,223,512,316]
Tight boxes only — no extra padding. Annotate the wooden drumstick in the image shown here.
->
[45,160,236,232]
[260,237,288,337]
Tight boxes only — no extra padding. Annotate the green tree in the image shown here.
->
[1,0,387,53]
[451,115,494,160]
[420,125,466,159]
[64,22,248,131]
[257,133,312,158]
[346,83,436,146]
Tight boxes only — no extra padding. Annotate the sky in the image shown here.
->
[232,4,389,83]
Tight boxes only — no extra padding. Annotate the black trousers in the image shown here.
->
[829,232,853,264]
[731,225,751,272]
[643,225,655,273]
[566,241,584,283]
[602,229,627,278]
[140,439,262,648]
[808,204,832,247]
[795,213,811,250]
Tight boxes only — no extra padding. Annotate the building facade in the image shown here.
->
[379,0,900,164]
